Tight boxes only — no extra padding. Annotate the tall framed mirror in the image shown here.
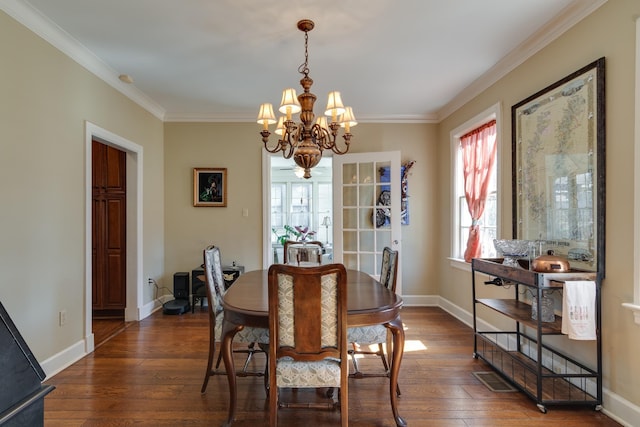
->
[512,57,605,276]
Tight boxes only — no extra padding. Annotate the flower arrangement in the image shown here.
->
[294,226,316,242]
[271,225,316,245]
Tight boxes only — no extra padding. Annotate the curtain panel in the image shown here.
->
[461,120,497,262]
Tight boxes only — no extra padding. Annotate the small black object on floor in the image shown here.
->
[163,272,191,315]
[163,299,190,315]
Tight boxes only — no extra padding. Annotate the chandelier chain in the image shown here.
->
[298,29,310,78]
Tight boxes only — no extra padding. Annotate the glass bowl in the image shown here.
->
[493,239,530,256]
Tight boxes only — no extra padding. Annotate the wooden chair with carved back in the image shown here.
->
[346,246,401,396]
[267,263,348,427]
[283,240,324,265]
[200,245,269,394]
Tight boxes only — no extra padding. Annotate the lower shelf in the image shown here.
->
[474,331,600,408]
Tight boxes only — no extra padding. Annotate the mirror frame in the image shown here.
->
[512,57,605,277]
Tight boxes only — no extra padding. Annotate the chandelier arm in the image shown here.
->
[311,123,329,146]
[317,125,339,151]
[282,123,305,159]
[281,143,294,159]
[319,134,335,150]
[278,121,295,158]
[280,135,295,159]
[328,134,352,155]
[261,131,286,154]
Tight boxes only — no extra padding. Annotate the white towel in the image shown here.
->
[561,280,597,340]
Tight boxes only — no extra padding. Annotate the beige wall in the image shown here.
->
[163,122,439,296]
[163,123,263,277]
[0,11,165,363]
[437,0,640,409]
[346,123,439,295]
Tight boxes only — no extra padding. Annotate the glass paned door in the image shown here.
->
[333,151,402,294]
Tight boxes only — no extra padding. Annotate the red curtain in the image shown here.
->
[461,120,497,262]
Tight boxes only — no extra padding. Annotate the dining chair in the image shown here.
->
[200,245,270,394]
[283,240,324,265]
[267,263,348,427]
[347,246,401,396]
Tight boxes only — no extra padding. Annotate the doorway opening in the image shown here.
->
[85,122,143,353]
[91,140,127,346]
[266,155,333,266]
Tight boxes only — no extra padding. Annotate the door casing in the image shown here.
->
[84,121,143,353]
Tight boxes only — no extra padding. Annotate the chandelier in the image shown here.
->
[257,19,356,179]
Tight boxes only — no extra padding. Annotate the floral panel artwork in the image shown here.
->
[512,58,605,274]
[378,161,415,226]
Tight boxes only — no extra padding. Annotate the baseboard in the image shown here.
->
[42,296,168,380]
[601,392,640,427]
[401,294,439,307]
[40,338,86,379]
[437,296,473,327]
[139,296,168,319]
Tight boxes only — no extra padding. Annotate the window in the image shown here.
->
[270,177,332,245]
[451,103,501,261]
[317,183,332,244]
[290,182,312,227]
[271,183,286,230]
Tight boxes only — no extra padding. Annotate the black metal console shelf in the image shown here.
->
[471,258,602,413]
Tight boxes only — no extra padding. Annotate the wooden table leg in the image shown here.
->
[387,316,407,427]
[221,320,243,427]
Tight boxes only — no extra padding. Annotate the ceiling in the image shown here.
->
[4,0,606,123]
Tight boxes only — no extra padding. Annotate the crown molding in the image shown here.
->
[163,111,439,124]
[1,0,166,121]
[436,0,608,122]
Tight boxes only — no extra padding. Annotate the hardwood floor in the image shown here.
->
[44,307,620,426]
[92,318,129,348]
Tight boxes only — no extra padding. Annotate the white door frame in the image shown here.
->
[261,150,273,268]
[333,151,402,295]
[84,121,144,353]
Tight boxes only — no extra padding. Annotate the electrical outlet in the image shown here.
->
[148,277,154,285]
[59,310,67,326]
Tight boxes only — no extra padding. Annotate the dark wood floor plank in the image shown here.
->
[44,307,620,426]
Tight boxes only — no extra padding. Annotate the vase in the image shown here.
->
[531,290,555,323]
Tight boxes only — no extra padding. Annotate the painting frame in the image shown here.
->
[512,57,605,276]
[193,167,227,207]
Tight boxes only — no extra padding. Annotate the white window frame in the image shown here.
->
[290,181,314,228]
[624,17,640,324]
[449,102,502,269]
[270,182,287,233]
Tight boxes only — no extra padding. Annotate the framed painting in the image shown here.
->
[194,167,227,207]
[512,57,605,275]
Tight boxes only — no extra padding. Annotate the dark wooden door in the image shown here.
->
[92,140,126,317]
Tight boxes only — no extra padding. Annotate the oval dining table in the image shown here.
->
[220,268,407,427]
